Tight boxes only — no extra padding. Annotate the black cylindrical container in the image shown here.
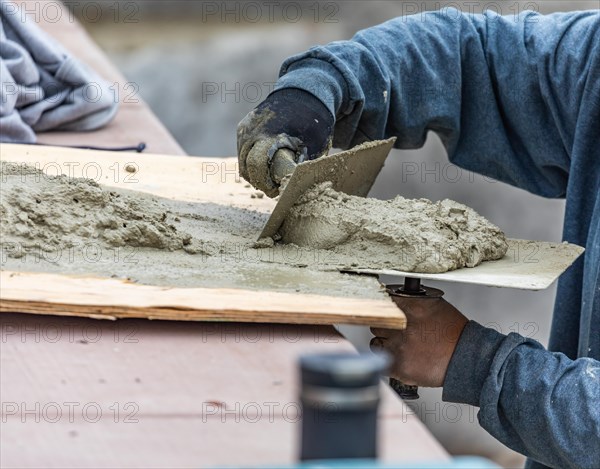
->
[299,352,389,461]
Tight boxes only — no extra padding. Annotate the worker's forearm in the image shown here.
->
[274,9,599,198]
[443,321,600,469]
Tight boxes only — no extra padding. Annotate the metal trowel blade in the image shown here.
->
[259,137,396,240]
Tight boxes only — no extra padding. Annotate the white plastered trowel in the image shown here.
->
[259,138,583,291]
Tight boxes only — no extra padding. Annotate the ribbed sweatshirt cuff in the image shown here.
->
[442,320,506,407]
[274,57,347,120]
[265,87,334,128]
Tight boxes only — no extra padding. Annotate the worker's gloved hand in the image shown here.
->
[237,88,334,197]
[370,297,468,388]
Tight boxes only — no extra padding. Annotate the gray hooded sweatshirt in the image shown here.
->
[0,0,118,142]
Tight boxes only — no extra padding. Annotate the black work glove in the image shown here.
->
[237,88,334,197]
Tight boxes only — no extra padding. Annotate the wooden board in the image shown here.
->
[0,271,405,328]
[0,144,404,328]
[352,239,584,290]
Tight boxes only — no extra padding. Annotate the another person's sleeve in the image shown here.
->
[274,9,599,198]
[443,321,600,469]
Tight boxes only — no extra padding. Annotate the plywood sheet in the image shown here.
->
[0,144,404,327]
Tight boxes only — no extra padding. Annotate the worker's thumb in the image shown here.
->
[245,139,280,198]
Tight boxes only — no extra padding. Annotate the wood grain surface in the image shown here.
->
[0,271,406,328]
[0,144,404,328]
[0,313,449,468]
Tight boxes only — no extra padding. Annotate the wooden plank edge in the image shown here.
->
[0,300,406,329]
[0,271,405,328]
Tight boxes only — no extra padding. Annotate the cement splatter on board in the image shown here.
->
[0,161,193,257]
[0,162,385,299]
[0,162,507,298]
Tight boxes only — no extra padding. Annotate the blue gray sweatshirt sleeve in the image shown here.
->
[273,9,600,469]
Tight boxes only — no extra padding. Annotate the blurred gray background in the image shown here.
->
[73,1,597,467]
